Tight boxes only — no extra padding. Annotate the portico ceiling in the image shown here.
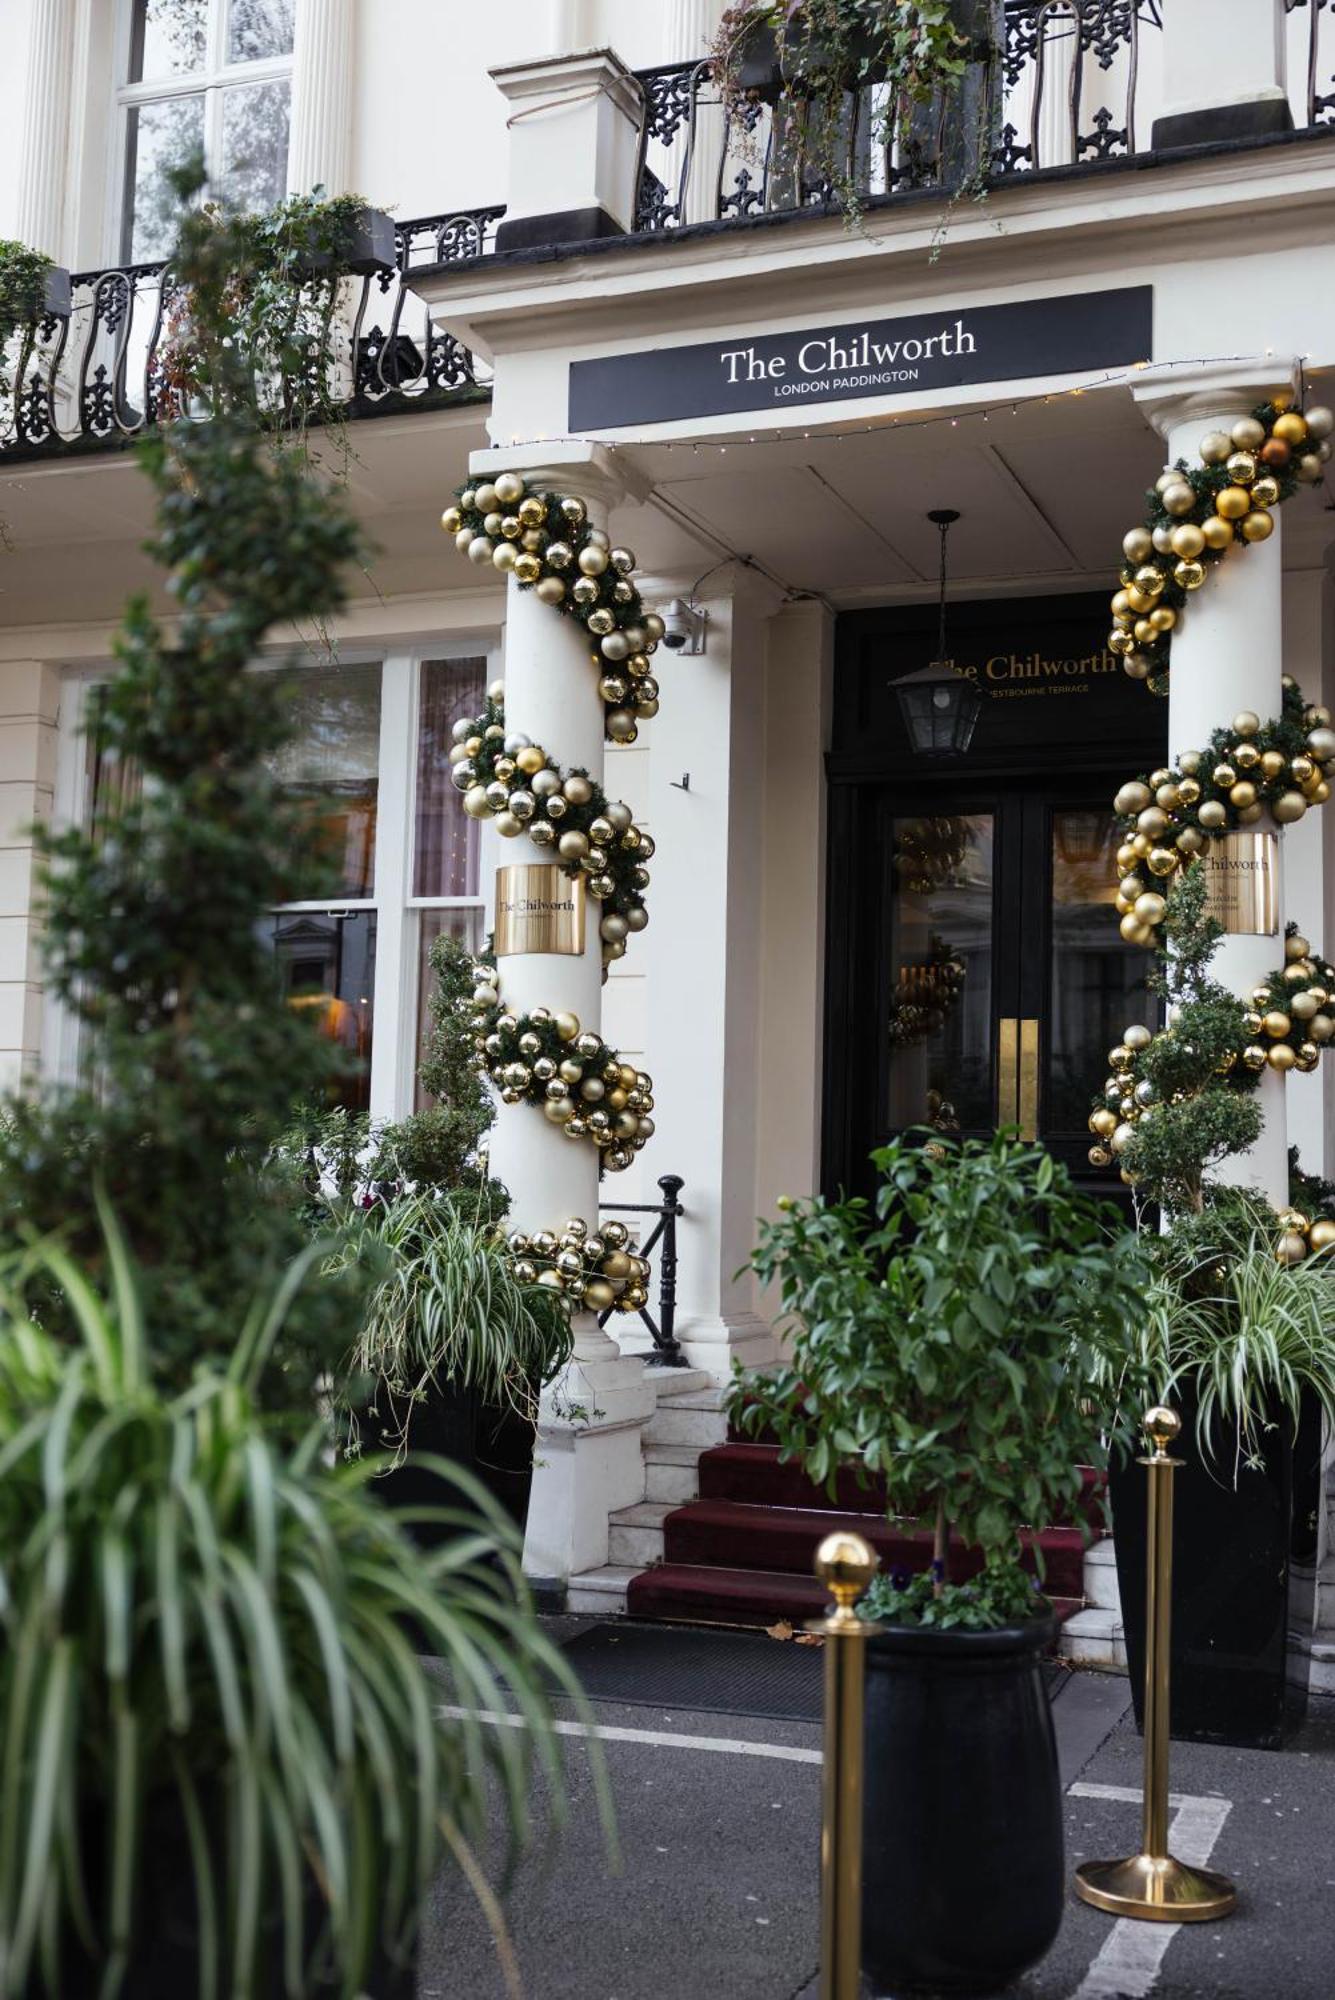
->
[3,376,1333,643]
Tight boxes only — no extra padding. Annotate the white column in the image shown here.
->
[15,0,76,258]
[1154,0,1290,144]
[0,661,61,1097]
[646,569,781,1379]
[1138,373,1291,1205]
[287,0,357,196]
[470,443,656,1586]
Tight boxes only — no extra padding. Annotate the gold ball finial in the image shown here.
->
[815,1530,877,1611]
[1144,1405,1181,1453]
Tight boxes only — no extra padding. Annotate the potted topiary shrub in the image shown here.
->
[735,1130,1147,1996]
[0,1212,586,1997]
[1091,863,1335,1747]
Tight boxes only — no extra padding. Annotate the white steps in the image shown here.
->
[643,1386,732,1450]
[566,1564,638,1615]
[607,1500,673,1568]
[644,1443,705,1504]
[1057,1537,1125,1670]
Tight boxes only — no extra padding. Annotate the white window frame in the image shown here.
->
[111,0,296,263]
[47,642,500,1122]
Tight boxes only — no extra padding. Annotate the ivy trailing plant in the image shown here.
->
[157,185,380,470]
[733,1131,1149,1631]
[708,0,985,230]
[0,237,54,401]
[0,163,369,1397]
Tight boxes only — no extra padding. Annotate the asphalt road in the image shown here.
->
[418,1623,1335,2000]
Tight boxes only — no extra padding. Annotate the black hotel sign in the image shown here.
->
[569,286,1152,430]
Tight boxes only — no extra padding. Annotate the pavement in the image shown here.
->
[417,1617,1335,2000]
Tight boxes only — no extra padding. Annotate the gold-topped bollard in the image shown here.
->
[1075,1406,1237,1923]
[810,1530,880,2000]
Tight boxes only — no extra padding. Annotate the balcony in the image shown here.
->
[629,1,1335,237]
[0,206,503,466]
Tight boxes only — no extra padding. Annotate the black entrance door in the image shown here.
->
[823,595,1169,1203]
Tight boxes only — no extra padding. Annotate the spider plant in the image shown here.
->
[340,1191,574,1464]
[0,1202,594,1999]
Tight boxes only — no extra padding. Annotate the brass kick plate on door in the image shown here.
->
[998,1017,1019,1129]
[1018,1018,1039,1142]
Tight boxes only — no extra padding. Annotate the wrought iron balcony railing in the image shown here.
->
[0,205,504,465]
[631,0,1335,235]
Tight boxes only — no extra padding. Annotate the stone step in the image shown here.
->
[645,1366,712,1399]
[1058,1604,1126,1671]
[565,1565,637,1616]
[643,1402,732,1449]
[1084,1536,1120,1612]
[644,1449,704,1505]
[607,1500,672,1568]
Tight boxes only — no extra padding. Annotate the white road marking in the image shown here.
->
[1068,1782,1234,2000]
[436,1706,822,1764]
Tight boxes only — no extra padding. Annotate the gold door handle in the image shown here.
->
[1018,1017,1040,1141]
[998,1017,1019,1130]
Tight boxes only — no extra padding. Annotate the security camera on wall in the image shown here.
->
[659,598,708,654]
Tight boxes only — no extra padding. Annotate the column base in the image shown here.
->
[1152,96,1292,152]
[522,1351,656,1581]
[675,1311,777,1384]
[495,205,625,254]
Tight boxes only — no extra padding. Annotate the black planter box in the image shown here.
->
[296,204,396,279]
[41,266,72,321]
[372,1379,537,1548]
[862,1614,1063,1994]
[1110,1391,1312,1750]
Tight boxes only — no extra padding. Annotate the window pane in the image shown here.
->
[886,814,994,1133]
[1048,810,1159,1135]
[228,0,295,61]
[129,0,209,81]
[415,908,485,1111]
[263,911,376,1114]
[414,658,487,898]
[272,663,381,900]
[218,77,291,214]
[123,95,206,261]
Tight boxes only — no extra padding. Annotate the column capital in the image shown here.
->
[468,440,652,513]
[1132,362,1299,444]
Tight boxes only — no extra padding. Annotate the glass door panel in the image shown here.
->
[885,813,995,1135]
[1045,807,1159,1139]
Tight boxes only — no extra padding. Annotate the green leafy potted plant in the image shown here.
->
[0,1210,587,1998]
[1094,864,1335,1746]
[708,0,988,224]
[735,1130,1147,1995]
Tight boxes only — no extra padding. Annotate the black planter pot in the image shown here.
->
[373,1380,537,1548]
[862,1613,1063,1995]
[41,267,72,320]
[295,203,396,279]
[1110,1390,1307,1750]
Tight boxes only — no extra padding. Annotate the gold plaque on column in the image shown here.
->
[1200,831,1278,936]
[494,864,586,957]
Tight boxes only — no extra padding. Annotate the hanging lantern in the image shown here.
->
[893,510,983,759]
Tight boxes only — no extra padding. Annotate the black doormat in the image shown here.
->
[555,1622,1068,1724]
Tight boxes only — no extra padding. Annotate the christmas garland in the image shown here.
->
[449,690,651,967]
[442,472,664,743]
[1093,394,1335,1260]
[508,1214,652,1312]
[467,959,655,1175]
[1108,398,1332,694]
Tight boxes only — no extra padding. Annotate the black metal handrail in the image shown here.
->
[0,204,505,464]
[632,1,1334,234]
[599,1173,688,1368]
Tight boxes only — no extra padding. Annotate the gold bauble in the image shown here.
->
[515,745,545,777]
[1290,755,1315,782]
[1122,527,1153,562]
[1237,802,1264,825]
[499,515,522,540]
[1119,914,1152,944]
[586,607,615,635]
[1230,416,1266,450]
[472,482,499,514]
[1168,521,1205,559]
[492,542,518,572]
[1111,590,1133,619]
[1176,827,1205,854]
[560,496,588,528]
[1272,410,1309,446]
[1197,799,1228,831]
[1131,833,1153,858]
[1110,1122,1135,1155]
[1215,485,1251,521]
[1234,741,1261,770]
[1315,780,1332,804]
[1276,1230,1308,1265]
[577,545,609,576]
[1134,564,1165,596]
[1260,750,1286,779]
[1307,727,1335,761]
[1310,1220,1335,1252]
[1162,481,1196,516]
[535,575,566,606]
[1251,475,1280,506]
[1199,429,1232,463]
[1109,630,1134,656]
[1291,991,1319,1019]
[517,495,546,527]
[512,552,542,583]
[1133,619,1156,646]
[1177,777,1202,806]
[1269,1043,1298,1072]
[1242,1044,1268,1071]
[1263,1010,1292,1039]
[1201,514,1235,551]
[1241,509,1274,542]
[1305,405,1335,439]
[1124,1024,1153,1051]
[1091,1108,1118,1137]
[1312,1014,1335,1042]
[1226,451,1258,485]
[1213,762,1237,787]
[1114,780,1153,816]
[462,785,491,819]
[1229,780,1257,809]
[1147,846,1179,877]
[1155,783,1180,810]
[441,505,462,534]
[1286,932,1311,960]
[1173,560,1206,591]
[1152,524,1176,555]
[1296,453,1324,483]
[1136,805,1168,838]
[1088,1145,1112,1169]
[494,471,526,506]
[1149,606,1176,633]
[1134,892,1167,925]
[1297,1045,1321,1073]
[1272,791,1308,824]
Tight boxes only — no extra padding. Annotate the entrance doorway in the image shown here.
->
[823,595,1169,1201]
